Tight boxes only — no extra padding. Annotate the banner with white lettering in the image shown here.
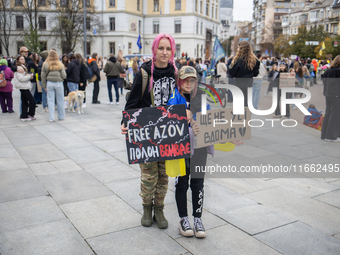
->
[196,108,251,148]
[122,105,190,164]
[279,73,295,88]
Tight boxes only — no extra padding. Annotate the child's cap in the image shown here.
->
[178,66,197,80]
[309,104,316,109]
[0,59,8,66]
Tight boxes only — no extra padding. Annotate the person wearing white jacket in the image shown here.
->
[252,53,267,109]
[12,55,35,121]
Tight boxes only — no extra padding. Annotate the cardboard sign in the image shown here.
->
[196,108,251,148]
[122,105,190,164]
[279,73,295,88]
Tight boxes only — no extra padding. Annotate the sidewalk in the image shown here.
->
[0,81,339,255]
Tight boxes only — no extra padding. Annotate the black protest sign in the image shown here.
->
[122,105,191,164]
[196,108,251,148]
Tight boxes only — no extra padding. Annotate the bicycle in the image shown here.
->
[199,74,227,108]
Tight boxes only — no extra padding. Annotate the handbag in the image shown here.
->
[120,73,127,78]
[165,158,186,177]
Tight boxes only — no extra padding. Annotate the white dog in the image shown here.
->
[66,90,85,114]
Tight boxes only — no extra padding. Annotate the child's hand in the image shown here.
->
[186,109,192,124]
[192,120,200,136]
[231,140,244,146]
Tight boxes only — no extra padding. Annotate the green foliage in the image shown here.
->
[23,25,44,54]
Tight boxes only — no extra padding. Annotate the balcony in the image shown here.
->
[282,20,290,27]
[310,17,319,23]
[299,16,308,24]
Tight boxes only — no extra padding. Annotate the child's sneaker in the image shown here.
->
[21,117,32,122]
[193,217,206,238]
[179,217,194,237]
[28,115,36,120]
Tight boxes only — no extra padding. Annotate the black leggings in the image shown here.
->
[175,148,207,218]
[20,89,36,118]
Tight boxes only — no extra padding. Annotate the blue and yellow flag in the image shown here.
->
[319,41,326,56]
[209,36,226,73]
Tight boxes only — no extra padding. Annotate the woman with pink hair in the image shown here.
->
[121,33,177,229]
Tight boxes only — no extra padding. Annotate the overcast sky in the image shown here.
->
[233,0,253,21]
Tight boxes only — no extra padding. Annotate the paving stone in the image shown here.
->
[0,156,28,171]
[50,159,83,173]
[203,180,257,214]
[176,224,280,255]
[87,226,187,255]
[33,123,69,134]
[334,233,340,240]
[92,139,127,153]
[245,186,340,235]
[303,155,340,164]
[106,178,175,211]
[49,136,92,150]
[254,221,340,255]
[0,219,94,255]
[0,169,48,202]
[62,146,112,164]
[38,171,113,204]
[81,160,139,183]
[269,178,340,197]
[29,162,59,175]
[263,143,321,160]
[76,130,116,142]
[15,143,68,164]
[255,132,308,146]
[314,189,340,208]
[57,122,98,132]
[0,144,19,157]
[10,136,50,147]
[60,195,140,238]
[232,144,276,159]
[0,196,65,232]
[208,178,277,195]
[221,204,296,235]
[2,126,42,140]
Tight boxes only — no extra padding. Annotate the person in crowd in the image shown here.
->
[321,55,340,142]
[103,57,107,70]
[252,53,267,110]
[199,58,208,84]
[76,53,89,108]
[128,57,134,81]
[121,33,177,230]
[13,55,35,121]
[266,64,277,96]
[228,41,260,106]
[226,55,234,103]
[88,53,101,104]
[302,66,312,88]
[61,54,69,97]
[31,52,42,104]
[311,58,318,85]
[41,50,66,122]
[66,54,80,92]
[216,57,227,79]
[175,58,182,70]
[104,54,124,105]
[194,58,203,82]
[38,51,49,112]
[272,64,290,118]
[117,56,127,95]
[97,56,103,71]
[270,57,278,66]
[0,59,14,113]
[132,56,139,79]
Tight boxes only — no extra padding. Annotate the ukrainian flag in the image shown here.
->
[319,41,326,56]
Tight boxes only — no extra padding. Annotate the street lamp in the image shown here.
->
[84,0,87,58]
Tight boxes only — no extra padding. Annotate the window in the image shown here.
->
[86,17,90,30]
[290,29,292,35]
[195,0,198,12]
[109,0,115,7]
[15,0,23,6]
[153,21,159,34]
[138,20,141,34]
[197,44,199,57]
[38,0,46,6]
[87,42,91,56]
[284,3,289,7]
[326,24,329,32]
[300,3,304,7]
[175,44,180,57]
[334,25,338,34]
[86,0,90,6]
[200,1,203,14]
[40,41,47,51]
[60,0,67,7]
[110,18,115,31]
[128,42,132,53]
[109,42,115,54]
[200,21,203,35]
[201,45,203,57]
[206,3,209,16]
[175,0,181,10]
[39,17,46,30]
[215,7,217,20]
[212,4,214,18]
[16,16,24,30]
[295,16,297,23]
[196,21,199,34]
[174,20,181,33]
[137,0,140,11]
[291,3,295,7]
[154,0,159,11]
[17,41,24,54]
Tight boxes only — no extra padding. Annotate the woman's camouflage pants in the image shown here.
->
[139,161,168,206]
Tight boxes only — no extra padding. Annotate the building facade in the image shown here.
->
[0,0,220,59]
[219,0,233,41]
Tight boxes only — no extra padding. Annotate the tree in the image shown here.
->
[221,36,233,56]
[0,0,14,56]
[51,0,104,54]
[273,34,292,57]
[315,36,340,60]
[260,19,274,55]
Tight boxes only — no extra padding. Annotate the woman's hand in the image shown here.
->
[191,120,200,136]
[121,123,128,135]
[186,109,192,124]
[80,83,84,87]
[30,73,34,79]
[231,140,244,146]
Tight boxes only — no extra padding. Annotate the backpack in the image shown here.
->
[0,70,7,88]
[125,68,150,104]
[87,65,97,83]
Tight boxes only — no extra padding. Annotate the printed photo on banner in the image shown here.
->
[122,105,190,164]
[196,108,252,148]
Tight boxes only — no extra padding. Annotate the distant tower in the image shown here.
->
[220,0,234,41]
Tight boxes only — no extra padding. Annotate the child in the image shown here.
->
[0,59,14,113]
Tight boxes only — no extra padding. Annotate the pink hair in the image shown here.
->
[149,33,177,91]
